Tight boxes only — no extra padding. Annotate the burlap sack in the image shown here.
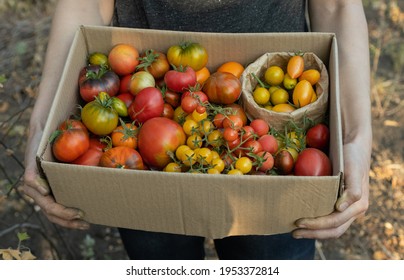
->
[239,52,329,131]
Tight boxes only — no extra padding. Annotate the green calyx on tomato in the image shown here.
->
[167,42,208,72]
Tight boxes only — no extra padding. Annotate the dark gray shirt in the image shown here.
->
[113,0,307,32]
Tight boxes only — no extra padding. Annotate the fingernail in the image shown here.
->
[293,233,303,239]
[74,210,85,220]
[79,223,90,230]
[297,223,307,229]
[338,202,349,211]
[38,185,49,195]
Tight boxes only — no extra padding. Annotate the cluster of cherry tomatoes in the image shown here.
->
[252,54,321,113]
[50,41,332,176]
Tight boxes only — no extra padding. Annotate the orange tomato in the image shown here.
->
[293,80,313,108]
[111,122,138,149]
[299,69,321,85]
[216,61,245,79]
[195,66,211,85]
[287,55,304,79]
[271,103,296,113]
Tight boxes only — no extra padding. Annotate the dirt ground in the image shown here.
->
[0,0,403,260]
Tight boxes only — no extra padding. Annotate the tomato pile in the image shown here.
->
[252,54,321,113]
[50,42,332,176]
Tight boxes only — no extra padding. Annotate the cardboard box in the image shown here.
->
[37,26,343,239]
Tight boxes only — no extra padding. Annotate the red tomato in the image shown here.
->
[137,49,170,79]
[128,87,164,123]
[162,103,175,119]
[137,117,186,170]
[222,115,243,130]
[164,89,181,108]
[213,113,225,128]
[78,65,120,102]
[306,123,330,151]
[225,103,248,126]
[116,92,135,108]
[51,119,90,163]
[99,146,144,170]
[274,150,294,175]
[164,66,197,92]
[240,126,255,141]
[72,137,106,166]
[258,134,278,154]
[250,119,270,137]
[294,148,332,176]
[180,90,208,114]
[119,74,132,93]
[256,151,274,172]
[242,139,263,155]
[223,127,239,142]
[108,44,139,76]
[202,72,241,105]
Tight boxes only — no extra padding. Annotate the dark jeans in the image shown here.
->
[118,228,315,260]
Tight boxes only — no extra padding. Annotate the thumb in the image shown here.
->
[335,169,364,212]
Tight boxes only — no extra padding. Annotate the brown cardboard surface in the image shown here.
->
[37,26,343,238]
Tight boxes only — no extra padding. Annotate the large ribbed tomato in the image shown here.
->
[99,146,144,170]
[202,72,241,105]
[166,42,208,71]
[137,117,186,170]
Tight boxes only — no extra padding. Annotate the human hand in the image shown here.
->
[22,165,90,230]
[293,142,370,239]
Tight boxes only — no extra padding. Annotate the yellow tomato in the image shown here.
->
[283,73,297,90]
[186,134,203,149]
[264,66,284,86]
[164,162,182,172]
[253,87,270,105]
[270,88,289,105]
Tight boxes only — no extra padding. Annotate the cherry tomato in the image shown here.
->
[293,80,313,108]
[274,149,294,175]
[250,119,269,137]
[299,69,321,85]
[287,55,304,79]
[258,134,278,154]
[257,151,274,172]
[264,66,284,86]
[235,157,253,174]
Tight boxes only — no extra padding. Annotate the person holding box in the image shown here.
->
[22,0,371,259]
